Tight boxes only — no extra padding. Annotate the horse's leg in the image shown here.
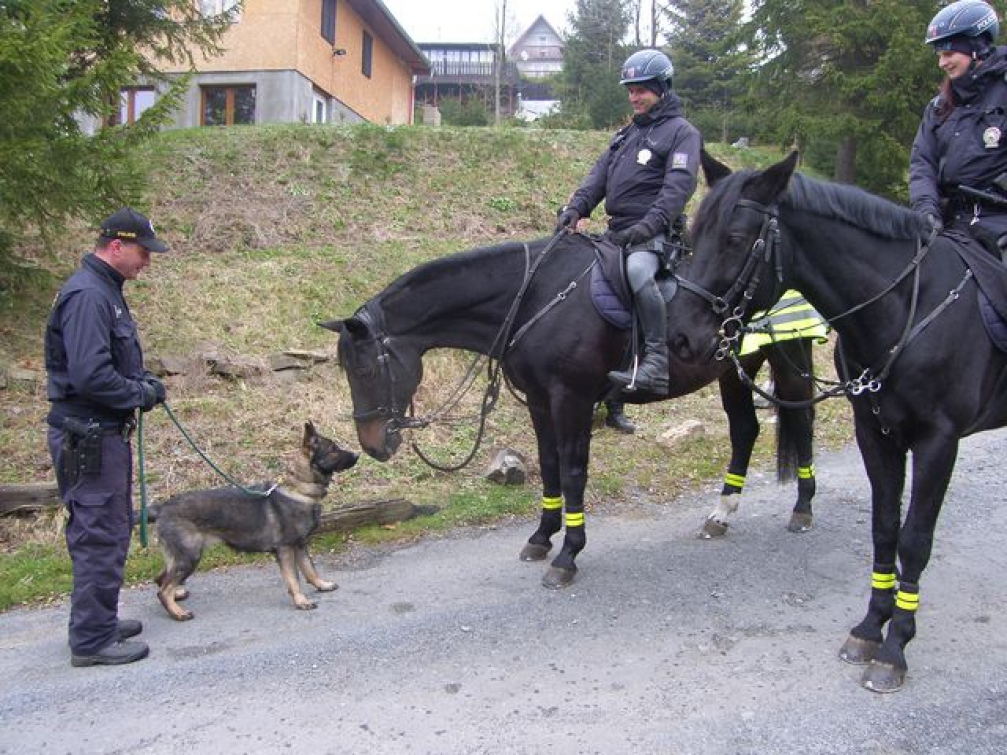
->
[519,396,563,562]
[838,420,905,671]
[769,339,817,533]
[859,433,959,694]
[542,392,596,590]
[700,354,763,538]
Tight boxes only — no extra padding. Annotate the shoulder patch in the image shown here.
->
[671,152,690,170]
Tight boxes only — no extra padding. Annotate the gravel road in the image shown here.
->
[2,431,1006,754]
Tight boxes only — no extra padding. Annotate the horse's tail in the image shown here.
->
[773,353,816,483]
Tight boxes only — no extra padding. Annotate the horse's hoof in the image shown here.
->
[542,566,576,589]
[699,519,728,539]
[787,513,813,533]
[861,660,906,693]
[838,634,881,665]
[520,542,551,562]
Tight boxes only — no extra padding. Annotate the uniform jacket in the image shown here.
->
[45,253,147,424]
[567,93,702,234]
[910,45,1007,230]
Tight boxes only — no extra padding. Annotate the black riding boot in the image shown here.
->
[604,401,636,434]
[608,278,669,395]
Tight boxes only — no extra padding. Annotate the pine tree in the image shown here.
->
[0,0,234,259]
[558,0,633,129]
[662,0,751,143]
[744,0,943,195]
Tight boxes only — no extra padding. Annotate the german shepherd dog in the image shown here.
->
[150,421,358,620]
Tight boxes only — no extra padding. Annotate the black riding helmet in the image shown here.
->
[619,49,674,95]
[925,0,999,57]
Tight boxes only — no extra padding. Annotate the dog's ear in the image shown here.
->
[302,421,316,452]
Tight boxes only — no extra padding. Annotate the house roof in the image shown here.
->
[348,0,431,75]
[509,14,564,53]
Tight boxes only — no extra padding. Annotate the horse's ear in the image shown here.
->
[749,151,799,204]
[700,148,732,187]
[318,317,368,337]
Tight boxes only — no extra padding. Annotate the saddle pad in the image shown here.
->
[979,288,1007,352]
[590,264,632,329]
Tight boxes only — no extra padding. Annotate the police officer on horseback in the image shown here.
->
[912,0,1007,252]
[557,49,702,396]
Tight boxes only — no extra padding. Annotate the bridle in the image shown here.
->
[345,304,429,433]
[675,198,783,361]
[674,194,970,409]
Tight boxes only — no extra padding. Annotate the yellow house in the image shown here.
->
[111,0,429,128]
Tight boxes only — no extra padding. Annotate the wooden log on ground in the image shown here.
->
[0,483,61,515]
[1,484,437,533]
[316,498,437,533]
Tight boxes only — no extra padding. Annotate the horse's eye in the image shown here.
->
[355,365,375,378]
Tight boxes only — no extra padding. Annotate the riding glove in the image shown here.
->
[610,219,659,248]
[555,207,580,234]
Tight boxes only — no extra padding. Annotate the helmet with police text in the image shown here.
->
[925,0,999,52]
[619,49,674,95]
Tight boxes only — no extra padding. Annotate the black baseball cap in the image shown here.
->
[99,207,169,252]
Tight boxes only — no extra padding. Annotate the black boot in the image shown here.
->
[608,278,669,395]
[604,401,636,434]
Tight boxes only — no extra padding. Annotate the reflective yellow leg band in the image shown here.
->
[724,473,745,489]
[797,465,815,480]
[565,512,585,528]
[895,590,920,612]
[871,572,897,590]
[542,496,563,511]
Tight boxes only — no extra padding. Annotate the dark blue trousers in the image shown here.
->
[47,427,134,655]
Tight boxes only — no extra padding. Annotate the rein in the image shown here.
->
[676,197,966,408]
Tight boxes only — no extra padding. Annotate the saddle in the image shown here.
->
[943,228,1007,353]
[588,236,678,330]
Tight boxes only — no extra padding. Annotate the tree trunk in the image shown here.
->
[835,136,857,184]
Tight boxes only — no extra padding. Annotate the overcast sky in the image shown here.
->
[381,0,577,44]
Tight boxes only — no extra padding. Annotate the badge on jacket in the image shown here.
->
[672,152,690,169]
[637,148,652,165]
[983,126,1002,149]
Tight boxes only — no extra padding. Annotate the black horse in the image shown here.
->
[669,149,1007,692]
[322,232,818,588]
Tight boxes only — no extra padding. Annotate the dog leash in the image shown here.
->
[135,402,276,546]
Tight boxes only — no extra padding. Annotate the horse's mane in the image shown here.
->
[377,240,534,303]
[696,169,928,242]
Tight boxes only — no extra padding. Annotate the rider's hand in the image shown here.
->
[925,213,943,234]
[555,206,581,234]
[610,219,658,247]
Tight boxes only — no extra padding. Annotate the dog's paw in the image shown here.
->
[173,609,194,621]
[174,587,190,601]
[294,597,318,610]
[315,580,338,593]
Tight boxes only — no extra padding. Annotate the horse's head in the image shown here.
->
[319,306,423,462]
[670,150,798,366]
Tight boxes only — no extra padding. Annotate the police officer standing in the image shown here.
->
[557,49,702,396]
[911,0,1007,248]
[45,208,168,666]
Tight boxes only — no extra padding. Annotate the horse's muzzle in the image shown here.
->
[355,419,402,462]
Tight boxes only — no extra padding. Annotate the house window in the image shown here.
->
[106,87,156,126]
[321,0,336,44]
[201,85,256,126]
[362,31,373,78]
[199,0,239,17]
